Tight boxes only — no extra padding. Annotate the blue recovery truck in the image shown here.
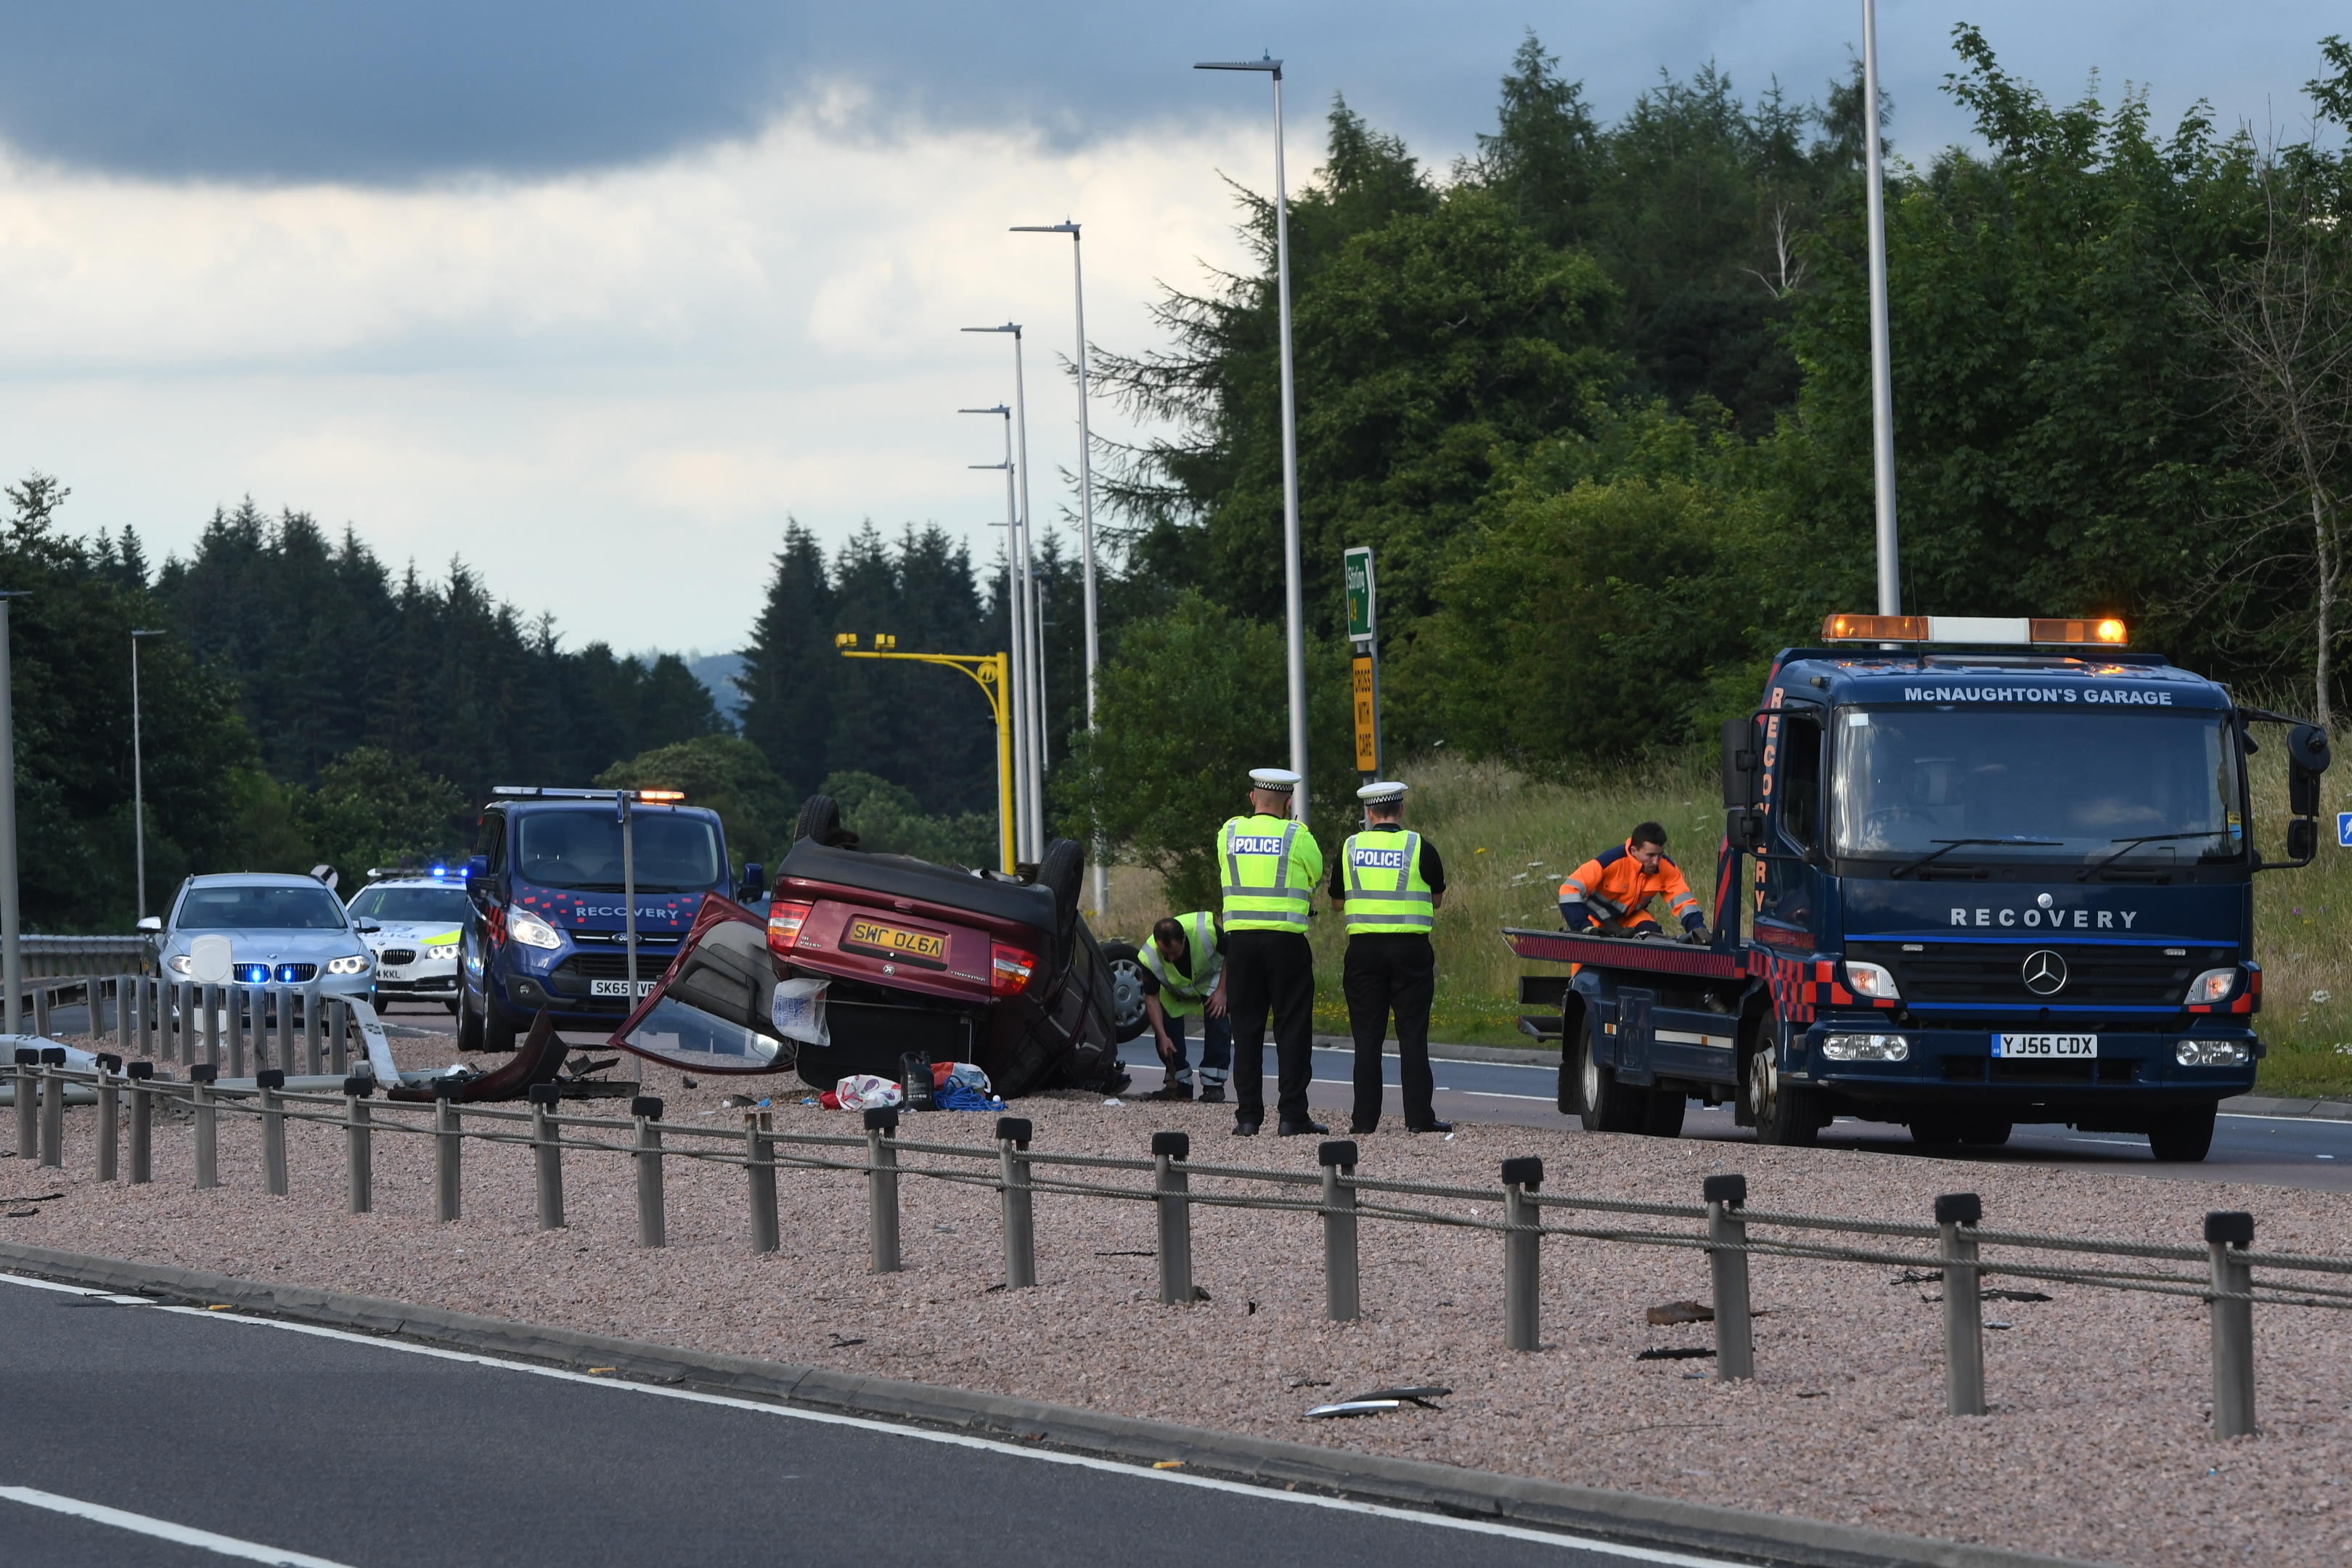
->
[1509,615,2334,1162]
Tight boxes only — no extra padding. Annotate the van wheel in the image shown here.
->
[457,986,485,1053]
[2147,1104,2216,1162]
[481,1000,517,1057]
[1748,1044,1821,1147]
[1574,1013,1646,1133]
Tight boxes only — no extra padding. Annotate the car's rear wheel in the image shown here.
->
[794,794,847,847]
[1101,941,1151,1043]
[1038,838,1086,947]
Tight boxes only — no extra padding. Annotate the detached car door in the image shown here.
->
[607,896,799,1077]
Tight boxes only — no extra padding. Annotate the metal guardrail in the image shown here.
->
[5,1052,2324,1442]
[16,935,152,978]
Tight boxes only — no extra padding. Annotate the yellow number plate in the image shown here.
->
[843,918,947,967]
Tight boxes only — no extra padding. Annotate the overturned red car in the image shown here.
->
[605,793,1130,1098]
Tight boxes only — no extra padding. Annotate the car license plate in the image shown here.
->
[842,917,947,967]
[1995,1033,2098,1058]
[591,979,657,998]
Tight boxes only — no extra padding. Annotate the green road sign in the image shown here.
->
[1344,546,1375,641]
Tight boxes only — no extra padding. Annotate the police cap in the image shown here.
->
[1356,780,1407,804]
[1249,767,1301,792]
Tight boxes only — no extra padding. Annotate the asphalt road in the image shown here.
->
[1116,1040,2352,1193]
[0,1272,1747,1568]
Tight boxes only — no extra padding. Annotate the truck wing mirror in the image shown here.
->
[1720,716,1760,809]
[2287,817,2319,863]
[2289,724,2332,818]
[463,854,490,897]
[1726,807,1767,855]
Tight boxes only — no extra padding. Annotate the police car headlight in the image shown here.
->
[508,911,562,950]
[1821,1033,1909,1061]
[2185,968,2237,1005]
[1844,961,1901,1001]
[324,954,372,976]
[2176,1039,2250,1067]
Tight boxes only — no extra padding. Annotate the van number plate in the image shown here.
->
[1995,1033,2098,1058]
[843,918,947,967]
[591,979,657,998]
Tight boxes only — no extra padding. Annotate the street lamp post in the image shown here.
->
[962,403,1041,859]
[965,324,1049,854]
[1861,0,1901,615]
[130,629,164,920]
[0,592,26,1036]
[1010,220,1108,912]
[1197,54,1310,823]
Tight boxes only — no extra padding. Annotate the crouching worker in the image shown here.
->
[1560,822,1710,943]
[1138,910,1230,1102]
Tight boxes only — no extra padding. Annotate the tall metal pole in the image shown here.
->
[1861,0,1901,615]
[620,790,637,1003]
[130,629,159,920]
[0,595,20,1037]
[1198,57,1311,824]
[1011,221,1108,910]
[1008,326,1048,854]
[965,403,1033,861]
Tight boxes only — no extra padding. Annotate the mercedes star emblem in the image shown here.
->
[2021,950,2068,996]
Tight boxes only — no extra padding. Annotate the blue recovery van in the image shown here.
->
[456,787,766,1053]
[1511,615,2333,1161]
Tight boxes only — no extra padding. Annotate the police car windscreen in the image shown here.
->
[515,812,723,892]
[176,885,349,930]
[350,886,471,923]
[1832,709,2240,865]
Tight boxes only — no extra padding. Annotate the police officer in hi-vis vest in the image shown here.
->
[1217,767,1328,1137]
[1329,780,1449,1135]
[1137,910,1228,1102]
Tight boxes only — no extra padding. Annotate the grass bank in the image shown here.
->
[1099,739,2352,1097]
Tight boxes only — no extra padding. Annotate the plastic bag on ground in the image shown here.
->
[771,977,830,1047]
[830,1074,902,1111]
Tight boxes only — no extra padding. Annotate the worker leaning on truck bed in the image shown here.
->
[1560,822,1709,942]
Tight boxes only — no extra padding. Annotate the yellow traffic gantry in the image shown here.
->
[836,633,1014,873]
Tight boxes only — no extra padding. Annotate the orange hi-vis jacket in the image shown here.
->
[1559,842,1702,930]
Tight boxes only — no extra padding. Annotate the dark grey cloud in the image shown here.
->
[0,3,2341,184]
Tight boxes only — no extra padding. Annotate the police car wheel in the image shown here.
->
[1101,942,1151,1042]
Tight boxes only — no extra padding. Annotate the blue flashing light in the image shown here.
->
[234,964,270,984]
[430,865,447,878]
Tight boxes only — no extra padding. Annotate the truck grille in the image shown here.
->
[1846,941,2234,1010]
[555,952,672,982]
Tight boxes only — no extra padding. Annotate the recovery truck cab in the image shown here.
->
[1511,615,2333,1162]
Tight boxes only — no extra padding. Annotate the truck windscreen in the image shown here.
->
[1832,708,2242,867]
[514,811,723,893]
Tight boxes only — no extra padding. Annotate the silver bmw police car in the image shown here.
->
[346,870,469,1013]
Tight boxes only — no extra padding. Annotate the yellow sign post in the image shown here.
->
[836,635,1015,873]
[1352,655,1378,772]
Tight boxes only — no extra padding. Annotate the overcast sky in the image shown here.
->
[0,2,2341,652]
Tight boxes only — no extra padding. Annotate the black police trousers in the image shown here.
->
[1224,928,1315,1125]
[1344,933,1436,1130]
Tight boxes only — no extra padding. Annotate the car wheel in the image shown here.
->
[2147,1103,2217,1162]
[1748,1039,1821,1147]
[456,984,485,1053]
[1574,1013,1646,1133]
[1101,941,1151,1042]
[794,793,846,847]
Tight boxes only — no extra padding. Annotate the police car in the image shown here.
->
[346,868,470,1013]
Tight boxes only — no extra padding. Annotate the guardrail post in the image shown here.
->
[203,984,221,1069]
[866,1106,900,1273]
[171,980,190,1063]
[1153,1131,1193,1305]
[746,1111,779,1254]
[226,986,246,1079]
[128,1061,153,1184]
[276,985,295,1074]
[118,973,133,1049]
[38,1047,66,1168]
[137,976,153,1058]
[433,1079,463,1222]
[1936,1193,1986,1416]
[14,1048,36,1159]
[1704,1173,1755,1381]
[633,1096,665,1249]
[2207,1210,2256,1439]
[528,1082,565,1230]
[1320,1140,1360,1323]
[258,1069,287,1196]
[1502,1156,1543,1352]
[328,999,348,1076]
[997,1116,1034,1290]
[31,981,49,1040]
[94,1053,121,1181]
[191,1064,219,1189]
[344,1076,373,1214]
[303,987,322,1075]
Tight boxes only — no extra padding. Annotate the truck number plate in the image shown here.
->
[591,979,657,998]
[843,918,947,967]
[1994,1033,2098,1058]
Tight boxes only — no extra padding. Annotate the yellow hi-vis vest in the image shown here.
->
[1342,829,1434,936]
[1219,814,1319,932]
[1138,910,1221,1017]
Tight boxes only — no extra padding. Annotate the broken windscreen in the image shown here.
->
[1831,708,2244,870]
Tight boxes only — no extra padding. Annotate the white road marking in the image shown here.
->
[1,1272,1744,1567]
[0,1484,357,1567]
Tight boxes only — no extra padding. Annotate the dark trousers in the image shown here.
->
[1224,929,1314,1124]
[1344,934,1436,1130]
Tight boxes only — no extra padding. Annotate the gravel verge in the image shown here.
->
[7,1034,2350,1567]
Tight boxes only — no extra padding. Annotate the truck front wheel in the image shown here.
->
[2147,1103,2217,1162]
[1574,1014,1646,1134]
[1748,1045,1821,1148]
